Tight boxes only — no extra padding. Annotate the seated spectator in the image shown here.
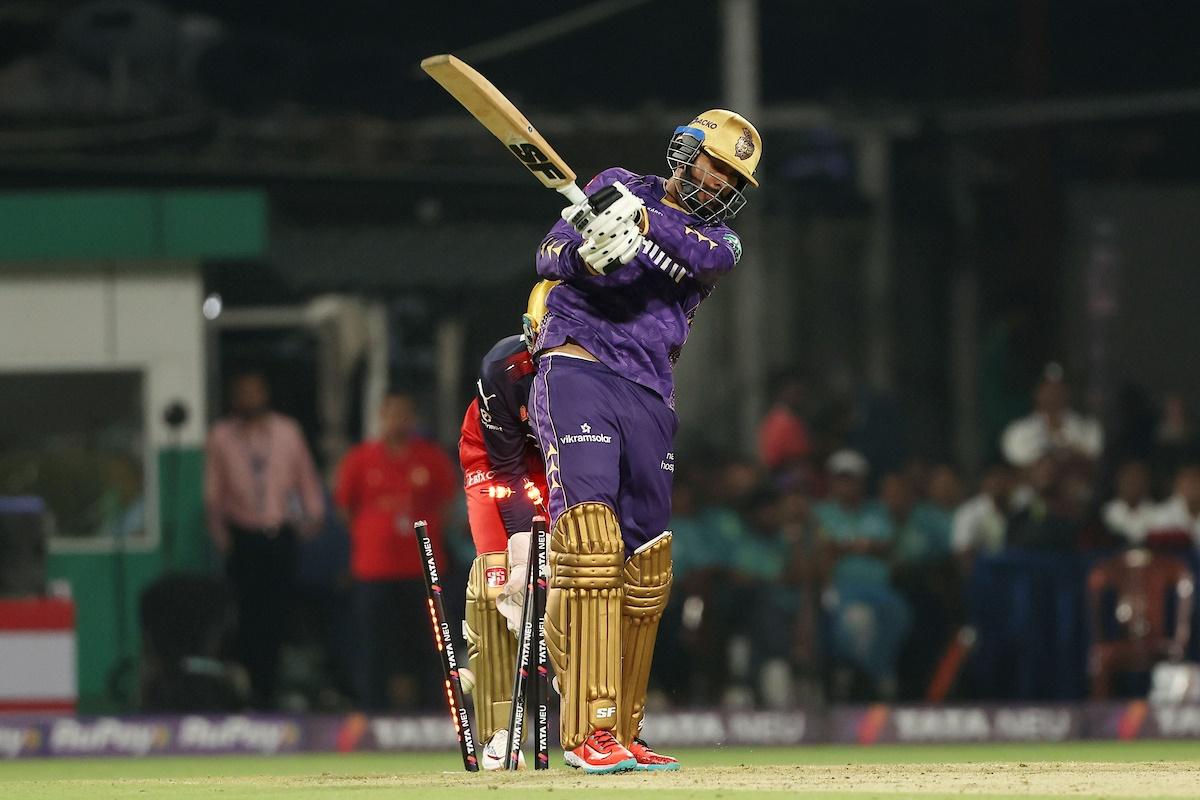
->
[1002,364,1103,468]
[884,473,952,566]
[654,472,727,706]
[1151,463,1200,544]
[758,373,812,473]
[728,482,806,708]
[1152,393,1200,490]
[1006,454,1092,550]
[813,450,911,700]
[882,471,957,699]
[928,463,966,514]
[952,462,1017,568]
[1103,460,1158,545]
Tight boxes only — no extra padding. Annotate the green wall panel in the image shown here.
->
[162,191,266,259]
[0,190,265,262]
[0,192,157,261]
[45,447,214,713]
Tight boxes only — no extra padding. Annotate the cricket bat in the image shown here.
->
[420,54,588,207]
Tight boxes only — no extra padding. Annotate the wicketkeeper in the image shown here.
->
[458,281,554,769]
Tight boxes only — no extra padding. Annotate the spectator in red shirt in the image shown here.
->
[758,373,812,472]
[335,390,456,710]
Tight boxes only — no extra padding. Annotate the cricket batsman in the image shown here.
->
[459,281,554,769]
[529,110,762,772]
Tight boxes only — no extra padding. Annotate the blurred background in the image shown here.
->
[3,0,1200,722]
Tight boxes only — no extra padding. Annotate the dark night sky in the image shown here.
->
[7,0,1193,118]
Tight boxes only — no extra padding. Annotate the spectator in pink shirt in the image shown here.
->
[204,371,325,707]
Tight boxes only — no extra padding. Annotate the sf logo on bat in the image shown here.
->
[508,142,566,180]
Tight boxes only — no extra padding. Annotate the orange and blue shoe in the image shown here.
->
[628,737,680,771]
[563,729,637,774]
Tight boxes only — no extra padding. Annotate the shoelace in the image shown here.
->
[591,730,621,752]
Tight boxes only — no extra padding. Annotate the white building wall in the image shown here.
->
[0,264,206,448]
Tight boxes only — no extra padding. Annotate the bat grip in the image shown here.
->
[558,182,587,206]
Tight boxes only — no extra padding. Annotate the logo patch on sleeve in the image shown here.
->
[723,233,743,264]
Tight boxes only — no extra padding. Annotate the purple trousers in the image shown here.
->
[530,354,676,555]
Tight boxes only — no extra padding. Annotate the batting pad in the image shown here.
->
[464,551,518,742]
[617,531,672,744]
[547,502,624,749]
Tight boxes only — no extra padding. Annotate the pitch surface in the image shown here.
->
[3,741,1199,798]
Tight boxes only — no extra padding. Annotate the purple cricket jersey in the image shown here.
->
[533,167,743,409]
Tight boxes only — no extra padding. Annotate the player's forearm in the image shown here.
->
[535,221,591,280]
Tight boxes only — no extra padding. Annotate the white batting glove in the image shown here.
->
[497,531,531,635]
[578,219,644,275]
[561,182,645,235]
[580,182,645,235]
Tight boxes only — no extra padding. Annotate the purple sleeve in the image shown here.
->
[535,218,590,280]
[643,215,739,286]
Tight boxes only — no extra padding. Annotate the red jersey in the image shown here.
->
[335,438,456,580]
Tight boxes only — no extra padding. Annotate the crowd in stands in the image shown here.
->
[194,364,1200,713]
[651,364,1200,709]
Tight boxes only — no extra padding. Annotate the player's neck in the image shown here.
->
[383,433,410,453]
[661,178,689,213]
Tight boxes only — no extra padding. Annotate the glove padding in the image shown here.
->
[560,182,646,236]
[578,219,644,275]
[496,531,531,635]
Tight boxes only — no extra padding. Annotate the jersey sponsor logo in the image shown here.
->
[723,233,742,264]
[559,421,612,445]
[507,142,567,181]
[485,566,508,588]
[661,451,675,472]
[465,469,495,488]
[640,239,688,284]
[519,405,529,422]
[477,380,498,410]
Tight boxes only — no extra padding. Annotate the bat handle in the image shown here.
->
[558,182,587,206]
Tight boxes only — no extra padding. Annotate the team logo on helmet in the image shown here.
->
[734,127,755,160]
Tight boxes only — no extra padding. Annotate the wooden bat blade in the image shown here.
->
[421,54,578,191]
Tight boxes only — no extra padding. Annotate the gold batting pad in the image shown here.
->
[546,502,624,749]
[464,552,518,742]
[617,532,673,744]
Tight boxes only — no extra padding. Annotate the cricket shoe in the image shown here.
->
[628,737,680,771]
[481,729,525,771]
[563,729,637,774]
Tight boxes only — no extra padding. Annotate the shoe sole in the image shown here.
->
[563,752,638,774]
[634,762,680,772]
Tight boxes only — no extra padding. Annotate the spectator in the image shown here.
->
[1102,460,1158,545]
[758,373,812,472]
[1152,393,1200,491]
[728,482,805,708]
[1005,454,1091,550]
[1151,463,1200,544]
[334,391,456,710]
[1001,364,1103,468]
[204,371,325,708]
[813,450,910,700]
[927,463,965,513]
[882,472,957,699]
[885,473,952,567]
[952,462,1017,567]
